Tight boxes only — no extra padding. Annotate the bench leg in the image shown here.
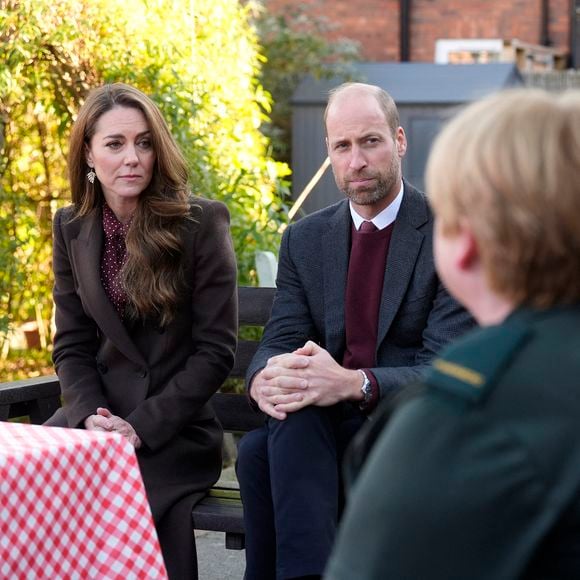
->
[30,396,62,424]
[225,532,245,550]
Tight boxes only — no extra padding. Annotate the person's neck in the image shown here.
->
[116,213,133,225]
[471,292,515,326]
[107,200,137,224]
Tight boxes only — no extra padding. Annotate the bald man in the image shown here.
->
[236,83,474,580]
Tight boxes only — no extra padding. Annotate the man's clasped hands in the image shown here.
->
[250,341,364,420]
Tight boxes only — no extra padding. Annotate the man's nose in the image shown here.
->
[348,146,367,171]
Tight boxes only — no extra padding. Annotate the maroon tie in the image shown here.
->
[360,220,377,233]
[343,220,382,369]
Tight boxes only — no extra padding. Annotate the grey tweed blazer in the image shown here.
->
[247,181,474,399]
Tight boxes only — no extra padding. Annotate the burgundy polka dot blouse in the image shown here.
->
[100,203,132,318]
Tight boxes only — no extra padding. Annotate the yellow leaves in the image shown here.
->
[2,0,291,342]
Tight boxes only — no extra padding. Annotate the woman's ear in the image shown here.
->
[84,144,93,168]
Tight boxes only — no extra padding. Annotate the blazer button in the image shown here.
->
[97,362,108,374]
[137,368,148,379]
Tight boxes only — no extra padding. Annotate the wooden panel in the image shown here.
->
[0,376,61,424]
[210,392,264,433]
[29,396,63,424]
[0,375,60,403]
[229,340,259,378]
[0,287,276,550]
[192,496,246,549]
[400,107,447,192]
[0,289,270,431]
[238,286,275,326]
[192,495,245,533]
[291,103,341,215]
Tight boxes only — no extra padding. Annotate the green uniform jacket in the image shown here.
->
[326,305,580,580]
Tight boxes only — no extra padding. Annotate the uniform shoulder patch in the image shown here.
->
[425,321,531,403]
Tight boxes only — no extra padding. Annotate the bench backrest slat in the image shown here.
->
[211,392,264,432]
[238,287,276,326]
[230,340,260,378]
[0,286,273,432]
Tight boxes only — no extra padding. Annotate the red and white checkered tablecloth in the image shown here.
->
[0,421,168,579]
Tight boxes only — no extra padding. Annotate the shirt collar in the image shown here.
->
[349,181,404,231]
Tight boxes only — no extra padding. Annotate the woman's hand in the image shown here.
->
[84,407,142,449]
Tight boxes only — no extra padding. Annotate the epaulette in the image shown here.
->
[424,321,531,403]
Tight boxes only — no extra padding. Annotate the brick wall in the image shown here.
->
[412,0,569,62]
[263,0,571,62]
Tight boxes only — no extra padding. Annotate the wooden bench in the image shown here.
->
[0,285,274,550]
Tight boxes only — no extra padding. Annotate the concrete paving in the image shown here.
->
[196,530,245,580]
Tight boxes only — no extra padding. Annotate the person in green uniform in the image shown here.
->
[324,88,580,580]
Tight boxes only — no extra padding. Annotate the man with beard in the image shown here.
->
[236,82,473,580]
[325,88,580,580]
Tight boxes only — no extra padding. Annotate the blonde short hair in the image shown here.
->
[426,88,580,309]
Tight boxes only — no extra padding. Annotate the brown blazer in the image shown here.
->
[48,195,238,527]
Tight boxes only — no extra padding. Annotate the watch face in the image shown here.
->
[358,371,372,408]
[361,377,372,401]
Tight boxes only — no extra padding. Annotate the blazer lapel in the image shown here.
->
[377,184,429,346]
[70,211,147,367]
[322,201,351,356]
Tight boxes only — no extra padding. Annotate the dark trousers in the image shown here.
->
[236,404,365,580]
[156,494,199,580]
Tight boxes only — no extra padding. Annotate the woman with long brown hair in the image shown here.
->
[46,83,238,578]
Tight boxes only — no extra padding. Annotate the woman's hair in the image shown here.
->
[68,83,192,325]
[324,82,401,138]
[426,88,580,309]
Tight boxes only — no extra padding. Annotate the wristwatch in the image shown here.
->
[358,369,372,408]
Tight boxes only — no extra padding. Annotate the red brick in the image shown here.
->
[262,0,571,62]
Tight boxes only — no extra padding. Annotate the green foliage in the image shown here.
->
[0,0,101,343]
[253,2,360,163]
[0,0,360,379]
[0,0,290,361]
[1,348,53,382]
[0,186,24,335]
[96,0,292,283]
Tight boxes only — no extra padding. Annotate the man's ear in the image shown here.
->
[396,127,407,157]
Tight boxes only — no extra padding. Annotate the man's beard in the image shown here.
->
[339,158,400,206]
